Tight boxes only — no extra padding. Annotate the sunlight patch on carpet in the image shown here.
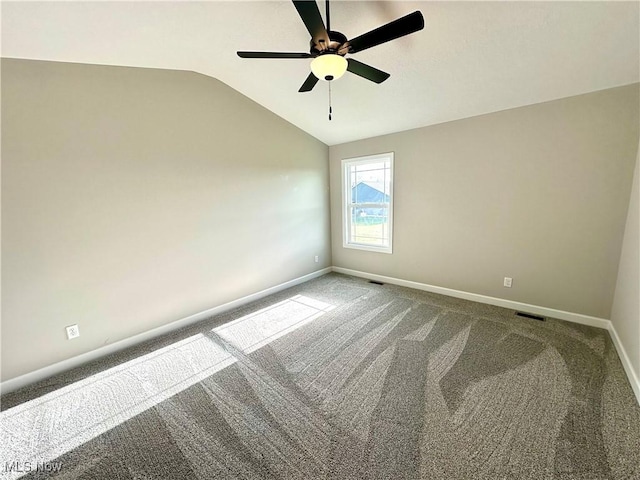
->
[215,294,335,353]
[0,295,333,480]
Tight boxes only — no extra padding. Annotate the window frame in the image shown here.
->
[342,152,394,254]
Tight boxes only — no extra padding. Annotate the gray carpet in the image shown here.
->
[1,273,639,479]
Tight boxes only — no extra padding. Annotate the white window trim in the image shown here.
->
[342,152,394,254]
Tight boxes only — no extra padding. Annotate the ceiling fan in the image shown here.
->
[237,0,424,93]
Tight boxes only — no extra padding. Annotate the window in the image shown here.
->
[342,153,394,253]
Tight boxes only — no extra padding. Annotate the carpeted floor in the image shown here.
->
[1,272,639,479]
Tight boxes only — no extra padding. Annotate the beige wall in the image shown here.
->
[2,58,637,385]
[611,140,640,379]
[1,59,330,381]
[330,84,639,319]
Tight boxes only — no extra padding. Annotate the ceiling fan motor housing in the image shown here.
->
[311,30,348,56]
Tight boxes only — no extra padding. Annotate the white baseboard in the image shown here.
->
[0,267,332,395]
[608,323,640,405]
[5,266,638,407]
[332,267,610,329]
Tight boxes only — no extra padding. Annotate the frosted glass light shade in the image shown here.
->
[310,54,348,81]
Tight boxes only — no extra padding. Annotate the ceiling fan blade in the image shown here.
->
[346,59,390,84]
[237,51,313,59]
[298,72,319,92]
[342,11,424,54]
[292,1,330,49]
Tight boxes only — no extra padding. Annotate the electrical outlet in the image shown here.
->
[314,255,319,263]
[504,277,513,288]
[66,324,80,340]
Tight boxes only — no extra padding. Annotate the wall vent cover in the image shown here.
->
[515,311,545,321]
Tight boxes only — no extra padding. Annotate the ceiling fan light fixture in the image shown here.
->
[310,54,347,81]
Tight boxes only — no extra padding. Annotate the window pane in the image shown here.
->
[350,166,390,205]
[350,206,389,246]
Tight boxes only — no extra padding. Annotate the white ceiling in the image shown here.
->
[2,1,639,146]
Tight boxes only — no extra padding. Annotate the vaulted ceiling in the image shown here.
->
[2,1,638,145]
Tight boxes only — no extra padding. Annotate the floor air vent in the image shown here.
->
[368,280,385,285]
[516,311,545,321]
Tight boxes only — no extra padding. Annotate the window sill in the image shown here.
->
[343,243,393,254]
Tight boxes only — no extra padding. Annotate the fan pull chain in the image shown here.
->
[329,82,333,121]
